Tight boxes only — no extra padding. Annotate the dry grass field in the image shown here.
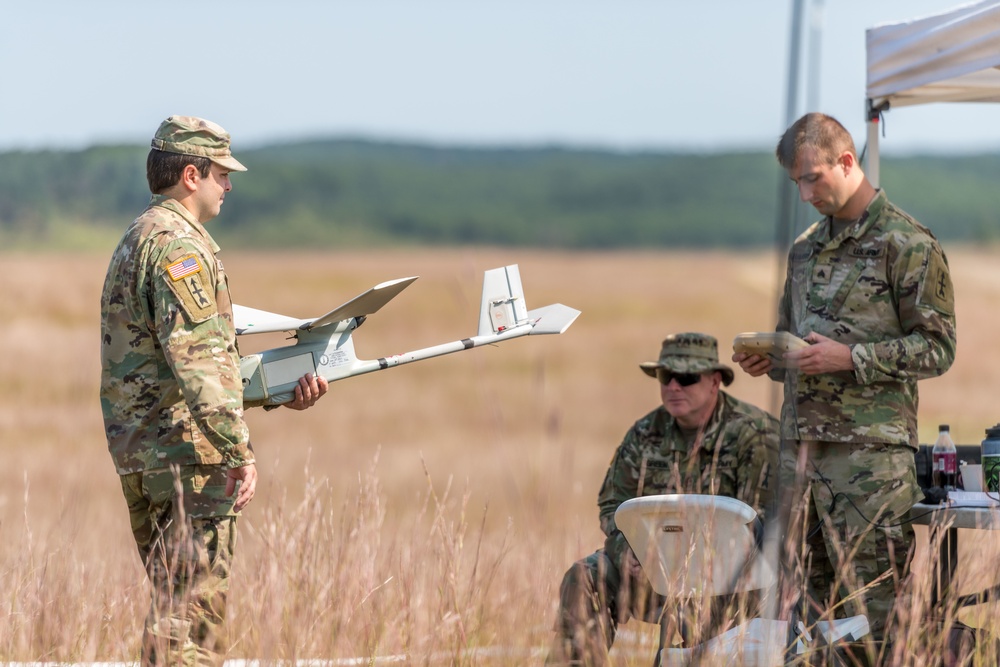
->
[2,246,999,664]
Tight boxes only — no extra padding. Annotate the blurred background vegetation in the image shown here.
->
[2,139,997,250]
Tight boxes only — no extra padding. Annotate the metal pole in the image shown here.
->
[776,0,806,259]
[763,0,807,648]
[866,100,883,187]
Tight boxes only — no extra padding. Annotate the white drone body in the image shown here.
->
[234,264,580,407]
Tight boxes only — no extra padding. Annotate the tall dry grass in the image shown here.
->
[1,247,999,664]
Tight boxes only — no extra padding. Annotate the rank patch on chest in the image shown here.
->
[812,264,832,285]
[165,254,203,281]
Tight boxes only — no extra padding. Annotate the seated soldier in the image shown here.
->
[546,332,780,666]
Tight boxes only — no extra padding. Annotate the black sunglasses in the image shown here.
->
[656,369,704,387]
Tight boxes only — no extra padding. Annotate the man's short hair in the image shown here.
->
[146,148,212,194]
[775,113,857,170]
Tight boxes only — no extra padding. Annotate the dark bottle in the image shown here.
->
[932,424,957,491]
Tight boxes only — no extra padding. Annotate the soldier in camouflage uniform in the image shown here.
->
[733,112,957,645]
[100,116,328,666]
[547,333,779,666]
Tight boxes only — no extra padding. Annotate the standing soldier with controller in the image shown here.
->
[733,112,956,649]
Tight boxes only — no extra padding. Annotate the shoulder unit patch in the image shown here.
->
[161,253,217,323]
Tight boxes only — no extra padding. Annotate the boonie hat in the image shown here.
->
[639,332,734,386]
[150,115,247,172]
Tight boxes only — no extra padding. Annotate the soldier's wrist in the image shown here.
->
[226,454,255,468]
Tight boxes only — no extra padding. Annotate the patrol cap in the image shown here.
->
[150,115,247,172]
[639,332,734,386]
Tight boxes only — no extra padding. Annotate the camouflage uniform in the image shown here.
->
[772,189,956,640]
[100,116,250,666]
[549,334,780,666]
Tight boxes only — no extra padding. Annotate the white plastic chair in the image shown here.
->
[614,494,869,666]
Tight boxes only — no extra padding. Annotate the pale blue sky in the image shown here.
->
[3,0,998,154]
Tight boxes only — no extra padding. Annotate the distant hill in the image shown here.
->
[1,139,996,250]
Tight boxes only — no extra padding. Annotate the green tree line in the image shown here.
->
[1,139,997,250]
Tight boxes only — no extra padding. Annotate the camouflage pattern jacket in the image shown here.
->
[100,195,253,474]
[772,189,956,448]
[598,393,779,570]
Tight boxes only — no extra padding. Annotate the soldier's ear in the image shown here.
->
[710,371,723,390]
[838,151,856,175]
[179,164,201,192]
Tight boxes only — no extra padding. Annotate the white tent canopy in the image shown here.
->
[865,0,1000,184]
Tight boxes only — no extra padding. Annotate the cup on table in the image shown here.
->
[961,464,983,492]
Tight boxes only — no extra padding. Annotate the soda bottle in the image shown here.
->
[932,424,957,491]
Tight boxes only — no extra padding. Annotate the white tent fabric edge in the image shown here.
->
[864,0,1000,185]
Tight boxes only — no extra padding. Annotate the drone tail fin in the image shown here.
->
[477,264,580,337]
[477,265,529,336]
[525,303,580,335]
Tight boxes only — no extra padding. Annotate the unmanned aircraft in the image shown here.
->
[234,264,580,407]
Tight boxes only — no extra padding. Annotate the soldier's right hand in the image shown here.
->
[226,462,258,512]
[732,351,773,377]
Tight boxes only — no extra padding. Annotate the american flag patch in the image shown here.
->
[166,255,202,281]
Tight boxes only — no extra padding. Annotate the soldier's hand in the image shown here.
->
[623,547,644,579]
[732,351,773,377]
[226,462,258,512]
[785,332,854,375]
[284,373,329,410]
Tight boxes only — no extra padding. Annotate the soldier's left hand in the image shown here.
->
[623,547,644,580]
[284,373,329,410]
[785,332,854,375]
[733,351,773,377]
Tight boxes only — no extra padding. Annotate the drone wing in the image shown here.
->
[305,276,417,330]
[233,276,419,335]
[233,305,314,335]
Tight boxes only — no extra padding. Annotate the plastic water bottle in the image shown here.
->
[932,424,957,491]
[982,425,1000,493]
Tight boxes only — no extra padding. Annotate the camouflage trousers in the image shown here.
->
[546,549,664,666]
[546,549,751,666]
[780,440,922,643]
[120,465,239,667]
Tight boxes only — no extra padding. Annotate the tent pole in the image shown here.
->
[866,99,886,187]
